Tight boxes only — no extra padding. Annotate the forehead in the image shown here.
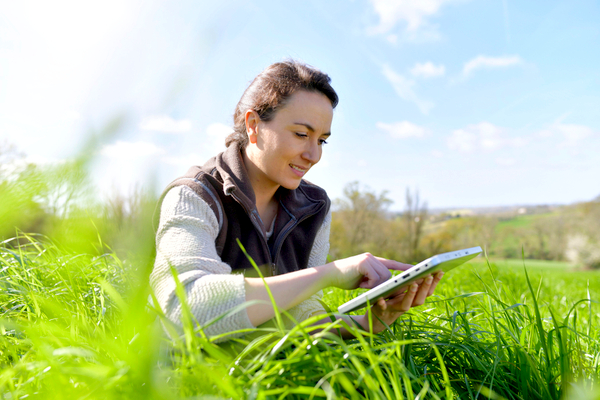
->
[274,90,333,131]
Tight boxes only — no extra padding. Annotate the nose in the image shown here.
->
[302,139,321,165]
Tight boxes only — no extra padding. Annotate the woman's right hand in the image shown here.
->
[325,253,414,290]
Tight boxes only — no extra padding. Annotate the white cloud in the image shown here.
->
[368,0,454,35]
[206,122,232,138]
[377,121,428,139]
[410,62,445,78]
[101,140,164,159]
[205,122,233,153]
[496,157,516,166]
[23,155,65,166]
[431,150,444,158]
[57,109,82,123]
[162,153,204,167]
[463,55,523,77]
[382,64,434,114]
[447,122,527,153]
[386,34,398,44]
[447,128,477,153]
[478,122,504,150]
[539,122,597,147]
[537,129,553,138]
[555,123,595,147]
[139,115,192,133]
[162,123,233,168]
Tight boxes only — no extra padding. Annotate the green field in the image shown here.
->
[494,214,554,230]
[1,236,599,399]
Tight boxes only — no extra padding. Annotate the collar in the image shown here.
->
[214,143,256,209]
[208,143,326,220]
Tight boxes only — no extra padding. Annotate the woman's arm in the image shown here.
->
[244,253,415,327]
[244,264,331,326]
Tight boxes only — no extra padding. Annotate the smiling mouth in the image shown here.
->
[290,164,309,174]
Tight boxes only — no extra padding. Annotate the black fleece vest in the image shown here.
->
[155,145,330,277]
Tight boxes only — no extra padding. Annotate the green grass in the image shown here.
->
[494,214,554,230]
[1,235,599,399]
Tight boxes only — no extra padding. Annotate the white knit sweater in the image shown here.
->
[151,185,331,341]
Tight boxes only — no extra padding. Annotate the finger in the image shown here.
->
[374,257,413,272]
[383,275,424,300]
[427,272,444,296]
[400,283,419,311]
[370,257,392,283]
[358,262,383,289]
[360,254,392,288]
[377,297,387,311]
[387,284,409,298]
[387,283,418,313]
[412,275,433,306]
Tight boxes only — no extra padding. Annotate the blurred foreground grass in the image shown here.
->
[1,235,599,399]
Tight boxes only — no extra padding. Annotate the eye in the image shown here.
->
[295,132,308,138]
[319,138,328,145]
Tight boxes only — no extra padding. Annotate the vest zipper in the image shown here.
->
[230,191,273,272]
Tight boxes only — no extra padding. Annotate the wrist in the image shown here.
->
[352,314,376,332]
[354,314,368,331]
[358,312,386,333]
[316,261,338,289]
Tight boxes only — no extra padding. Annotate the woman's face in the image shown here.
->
[245,90,333,192]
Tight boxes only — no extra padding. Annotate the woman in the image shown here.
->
[151,60,443,342]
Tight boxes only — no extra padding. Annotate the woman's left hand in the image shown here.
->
[358,271,444,333]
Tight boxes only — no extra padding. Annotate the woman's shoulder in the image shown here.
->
[155,166,225,232]
[159,163,224,207]
[297,179,330,203]
[159,186,216,219]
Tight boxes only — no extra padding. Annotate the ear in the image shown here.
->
[245,110,259,144]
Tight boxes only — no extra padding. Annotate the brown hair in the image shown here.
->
[225,60,339,148]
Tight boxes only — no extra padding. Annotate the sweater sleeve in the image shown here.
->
[285,208,332,323]
[150,185,255,341]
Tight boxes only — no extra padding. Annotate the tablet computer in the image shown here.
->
[337,246,482,314]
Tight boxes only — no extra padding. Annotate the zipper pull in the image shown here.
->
[271,263,277,276]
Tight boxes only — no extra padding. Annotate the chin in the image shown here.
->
[281,179,302,190]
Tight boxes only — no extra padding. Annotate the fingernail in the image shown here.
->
[411,284,418,292]
[426,276,433,284]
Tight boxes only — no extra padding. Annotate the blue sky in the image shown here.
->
[1,0,599,210]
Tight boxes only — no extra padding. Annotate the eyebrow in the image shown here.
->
[293,122,331,136]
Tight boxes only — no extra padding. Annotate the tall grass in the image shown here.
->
[1,233,599,399]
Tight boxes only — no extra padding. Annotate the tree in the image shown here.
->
[329,182,393,259]
[402,188,428,262]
